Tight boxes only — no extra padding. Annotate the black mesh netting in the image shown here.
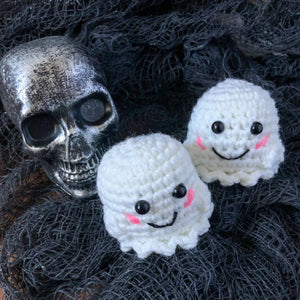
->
[0,0,299,299]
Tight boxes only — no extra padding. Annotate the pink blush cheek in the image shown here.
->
[197,137,206,150]
[184,189,194,208]
[255,135,269,150]
[125,214,140,224]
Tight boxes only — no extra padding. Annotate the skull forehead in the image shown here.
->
[0,36,101,125]
[98,134,196,207]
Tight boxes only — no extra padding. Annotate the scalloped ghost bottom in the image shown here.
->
[184,79,285,186]
[97,133,214,258]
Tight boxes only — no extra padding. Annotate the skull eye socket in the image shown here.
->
[79,96,111,125]
[22,114,58,146]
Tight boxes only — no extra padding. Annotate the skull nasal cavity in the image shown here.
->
[69,135,93,160]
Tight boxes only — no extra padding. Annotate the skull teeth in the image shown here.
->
[61,171,97,182]
[57,149,101,182]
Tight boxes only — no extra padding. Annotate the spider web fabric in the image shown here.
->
[0,0,299,299]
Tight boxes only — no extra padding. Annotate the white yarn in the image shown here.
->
[184,78,285,186]
[97,133,213,258]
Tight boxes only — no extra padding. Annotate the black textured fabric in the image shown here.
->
[0,0,299,299]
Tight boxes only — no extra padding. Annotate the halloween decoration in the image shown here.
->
[184,79,285,186]
[0,36,118,199]
[97,133,214,258]
[0,0,299,299]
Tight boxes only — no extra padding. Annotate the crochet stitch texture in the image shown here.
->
[97,133,213,258]
[184,79,284,186]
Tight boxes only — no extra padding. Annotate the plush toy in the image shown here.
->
[184,79,285,186]
[97,133,214,258]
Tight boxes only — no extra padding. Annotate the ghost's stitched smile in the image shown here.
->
[212,148,249,160]
[126,186,194,227]
[147,212,178,228]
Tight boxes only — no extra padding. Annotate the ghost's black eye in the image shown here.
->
[22,114,58,146]
[135,200,150,215]
[172,183,187,198]
[251,122,263,135]
[211,121,224,134]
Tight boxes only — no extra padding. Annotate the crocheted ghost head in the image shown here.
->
[97,133,213,258]
[184,79,285,186]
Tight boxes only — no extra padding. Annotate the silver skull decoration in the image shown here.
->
[0,36,118,199]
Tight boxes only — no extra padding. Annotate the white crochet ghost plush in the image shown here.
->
[97,133,214,259]
[184,78,285,186]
